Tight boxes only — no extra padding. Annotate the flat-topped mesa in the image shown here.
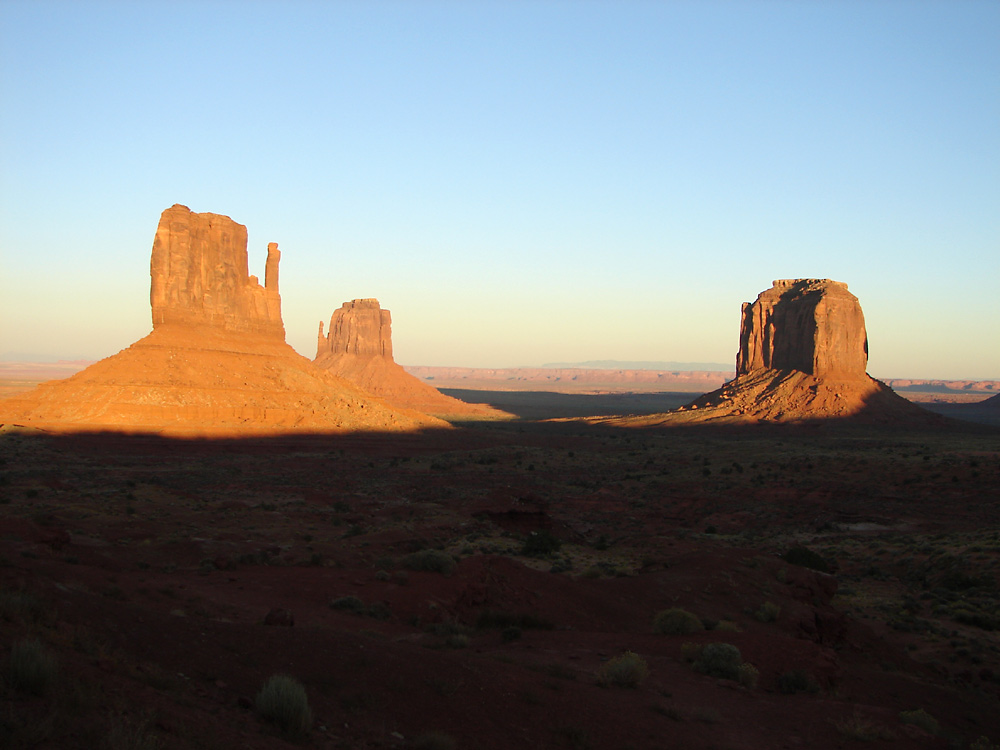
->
[737,278,868,379]
[317,298,392,359]
[150,204,284,338]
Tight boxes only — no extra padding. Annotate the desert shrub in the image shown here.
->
[970,737,996,750]
[476,610,554,631]
[597,651,649,688]
[446,634,469,649]
[501,626,522,642]
[782,546,830,573]
[694,643,742,680]
[833,712,895,741]
[680,642,703,663]
[330,595,364,613]
[777,669,820,695]
[103,712,160,750]
[7,638,57,695]
[714,620,741,632]
[652,608,704,635]
[736,662,759,689]
[402,549,456,575]
[899,709,939,734]
[755,601,781,623]
[521,530,562,557]
[255,674,312,738]
[413,732,457,750]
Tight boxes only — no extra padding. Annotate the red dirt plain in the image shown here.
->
[2,391,999,749]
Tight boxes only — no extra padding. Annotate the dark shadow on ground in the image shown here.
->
[439,388,695,420]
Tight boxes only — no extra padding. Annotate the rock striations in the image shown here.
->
[0,205,446,435]
[608,279,937,426]
[315,299,505,417]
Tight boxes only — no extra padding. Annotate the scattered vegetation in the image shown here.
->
[401,549,456,575]
[652,607,704,635]
[899,709,939,735]
[521,530,562,557]
[692,643,743,680]
[476,610,554,631]
[782,545,830,573]
[776,669,820,695]
[754,601,781,623]
[7,638,58,695]
[255,674,312,738]
[833,712,895,741]
[597,651,649,688]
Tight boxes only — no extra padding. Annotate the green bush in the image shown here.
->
[782,546,830,573]
[330,595,364,613]
[736,662,759,689]
[401,549,456,575]
[899,709,939,734]
[256,674,312,738]
[755,601,781,622]
[776,669,819,694]
[597,651,649,688]
[652,608,704,635]
[7,638,57,695]
[694,643,742,680]
[521,530,562,557]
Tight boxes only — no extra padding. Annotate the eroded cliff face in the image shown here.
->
[317,299,392,359]
[737,279,868,379]
[314,299,506,418]
[0,205,447,435]
[150,204,283,338]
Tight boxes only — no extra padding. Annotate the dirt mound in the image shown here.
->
[316,299,507,418]
[605,279,938,426]
[0,206,446,435]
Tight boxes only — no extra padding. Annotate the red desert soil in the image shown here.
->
[1,410,998,749]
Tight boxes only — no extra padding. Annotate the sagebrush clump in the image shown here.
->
[597,651,649,688]
[652,608,704,635]
[694,642,742,680]
[256,674,312,738]
[7,638,57,695]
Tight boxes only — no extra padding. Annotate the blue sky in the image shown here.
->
[1,0,997,379]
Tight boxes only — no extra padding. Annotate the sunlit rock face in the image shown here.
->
[314,299,506,418]
[599,278,939,426]
[150,204,284,338]
[0,206,446,435]
[316,299,392,359]
[737,279,868,379]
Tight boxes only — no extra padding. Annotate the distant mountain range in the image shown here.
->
[541,359,733,372]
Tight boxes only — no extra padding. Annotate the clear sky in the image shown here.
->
[1,0,997,379]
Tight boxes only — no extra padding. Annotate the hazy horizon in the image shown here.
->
[1,1,997,380]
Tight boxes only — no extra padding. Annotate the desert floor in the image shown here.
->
[2,384,999,749]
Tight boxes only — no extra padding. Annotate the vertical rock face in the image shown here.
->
[150,204,284,338]
[316,299,393,359]
[737,279,868,379]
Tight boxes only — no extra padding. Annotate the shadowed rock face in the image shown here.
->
[317,299,392,359]
[150,204,283,338]
[737,279,868,378]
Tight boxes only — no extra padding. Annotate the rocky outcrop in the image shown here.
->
[0,206,446,435]
[314,299,507,418]
[602,279,939,426]
[317,299,392,359]
[150,204,283,338]
[737,279,868,378]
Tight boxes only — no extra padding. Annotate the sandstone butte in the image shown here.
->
[314,299,506,417]
[604,279,940,426]
[0,205,447,436]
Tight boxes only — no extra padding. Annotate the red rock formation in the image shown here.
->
[315,299,506,418]
[604,279,938,426]
[317,299,392,358]
[0,206,446,435]
[150,204,284,338]
[737,279,868,378]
